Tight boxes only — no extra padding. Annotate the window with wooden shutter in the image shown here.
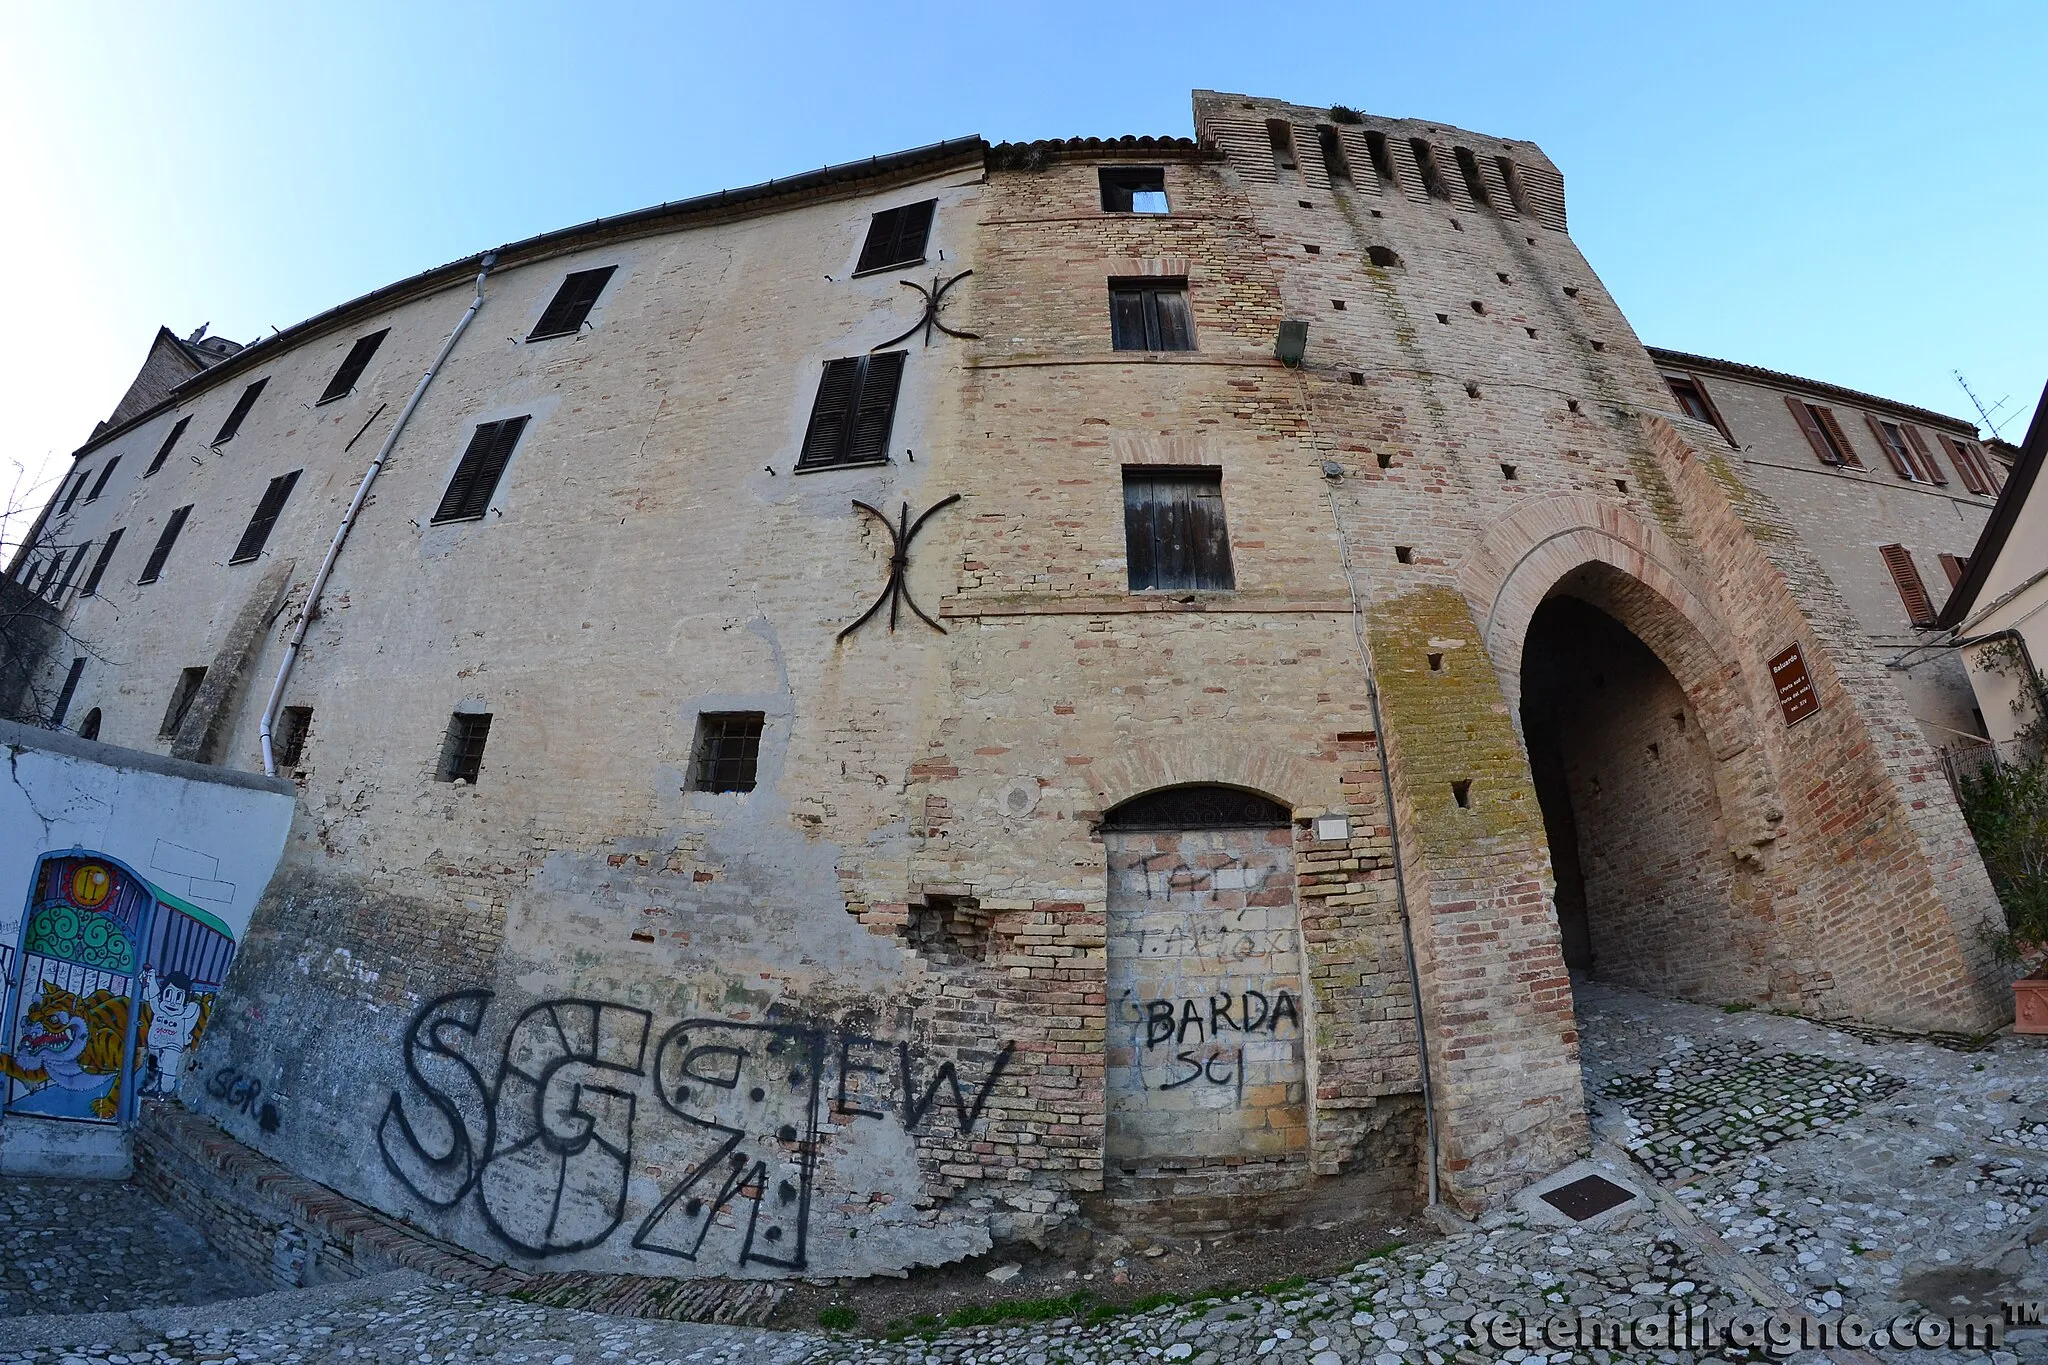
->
[1108,280,1194,352]
[1786,397,1861,467]
[145,416,191,476]
[212,378,268,445]
[49,657,85,729]
[230,471,301,564]
[1900,423,1944,484]
[318,329,390,404]
[138,505,192,584]
[80,528,123,597]
[797,353,905,470]
[1879,544,1936,626]
[528,266,617,341]
[1124,467,1235,592]
[160,666,207,737]
[854,200,937,275]
[84,456,120,503]
[432,417,530,523]
[58,468,91,515]
[1939,433,1998,494]
[1665,375,1731,444]
[1867,416,1943,484]
[47,544,85,602]
[1099,168,1169,213]
[1938,552,1969,589]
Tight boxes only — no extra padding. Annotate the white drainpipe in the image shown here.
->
[259,252,498,776]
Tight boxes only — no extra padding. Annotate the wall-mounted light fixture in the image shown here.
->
[1275,319,1309,366]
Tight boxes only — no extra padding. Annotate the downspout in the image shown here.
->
[259,252,497,775]
[1289,363,1442,1207]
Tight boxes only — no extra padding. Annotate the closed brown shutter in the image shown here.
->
[1866,414,1915,478]
[1879,544,1936,626]
[1814,406,1861,468]
[1787,396,1840,465]
[847,350,906,464]
[1902,424,1945,484]
[1939,433,1995,494]
[1938,553,1968,588]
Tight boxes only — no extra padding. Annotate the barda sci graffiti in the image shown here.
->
[376,989,1015,1272]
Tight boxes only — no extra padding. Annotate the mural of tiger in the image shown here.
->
[0,981,131,1120]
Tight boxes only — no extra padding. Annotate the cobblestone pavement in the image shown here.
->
[0,1179,268,1318]
[4,982,2047,1364]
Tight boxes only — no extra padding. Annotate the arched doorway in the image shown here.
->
[1518,576,1768,1001]
[1100,785,1308,1194]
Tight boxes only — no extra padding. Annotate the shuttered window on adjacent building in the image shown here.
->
[1867,416,1944,484]
[230,471,302,564]
[797,353,906,470]
[432,417,530,523]
[1786,397,1862,468]
[138,505,192,584]
[212,378,268,445]
[318,329,391,404]
[1879,544,1936,626]
[146,416,191,476]
[528,266,617,341]
[85,456,121,503]
[1938,552,1970,589]
[1124,467,1235,592]
[855,200,937,274]
[80,529,124,597]
[1665,374,1732,444]
[1940,433,2000,494]
[1109,280,1195,351]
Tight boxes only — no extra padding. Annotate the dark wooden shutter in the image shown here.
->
[1938,552,1968,589]
[58,469,91,514]
[1938,433,1988,493]
[1110,288,1149,350]
[855,200,935,275]
[1679,375,1732,443]
[1900,424,1944,484]
[1866,414,1915,479]
[528,267,616,340]
[1787,396,1838,465]
[433,417,528,522]
[799,359,862,468]
[1879,544,1935,626]
[1124,469,1233,591]
[49,657,85,729]
[213,378,268,445]
[319,329,390,404]
[1152,288,1194,351]
[146,416,191,476]
[231,471,302,563]
[138,505,192,584]
[1814,406,1861,468]
[80,528,123,596]
[50,544,85,599]
[847,351,906,464]
[85,456,121,502]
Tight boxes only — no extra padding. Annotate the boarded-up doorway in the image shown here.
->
[1103,786,1306,1190]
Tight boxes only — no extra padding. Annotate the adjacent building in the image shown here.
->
[0,92,2016,1279]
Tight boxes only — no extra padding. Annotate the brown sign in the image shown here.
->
[1770,643,1819,726]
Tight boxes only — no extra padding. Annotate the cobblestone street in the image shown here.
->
[3,982,2046,1364]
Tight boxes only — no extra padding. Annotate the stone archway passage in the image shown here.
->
[1101,786,1307,1182]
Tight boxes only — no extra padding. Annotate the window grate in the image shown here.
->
[1109,279,1194,352]
[1123,467,1234,592]
[1099,168,1169,214]
[79,529,124,597]
[798,354,906,470]
[528,267,616,341]
[440,712,493,782]
[161,666,208,738]
[230,471,302,564]
[145,416,191,476]
[317,329,390,404]
[855,200,937,275]
[693,712,765,792]
[212,378,268,445]
[433,417,530,522]
[138,505,193,585]
[274,705,313,768]
[85,456,121,503]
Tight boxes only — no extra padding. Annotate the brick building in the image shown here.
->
[0,91,2015,1278]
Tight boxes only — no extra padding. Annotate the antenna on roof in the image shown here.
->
[1955,370,2016,439]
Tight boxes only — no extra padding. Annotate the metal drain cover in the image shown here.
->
[1539,1174,1636,1221]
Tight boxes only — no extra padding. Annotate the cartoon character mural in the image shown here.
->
[0,852,235,1125]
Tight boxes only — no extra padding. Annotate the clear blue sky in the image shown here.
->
[4,1,2043,549]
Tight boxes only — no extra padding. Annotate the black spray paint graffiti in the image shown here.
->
[377,991,1014,1269]
[1126,988,1300,1095]
[206,1065,281,1133]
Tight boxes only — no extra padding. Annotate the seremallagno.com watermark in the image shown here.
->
[1467,1299,2043,1354]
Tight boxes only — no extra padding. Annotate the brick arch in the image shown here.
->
[1089,736,1321,817]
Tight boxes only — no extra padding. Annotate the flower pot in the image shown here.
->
[2015,969,2048,1035]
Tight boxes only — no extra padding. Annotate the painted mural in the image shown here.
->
[0,852,235,1125]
